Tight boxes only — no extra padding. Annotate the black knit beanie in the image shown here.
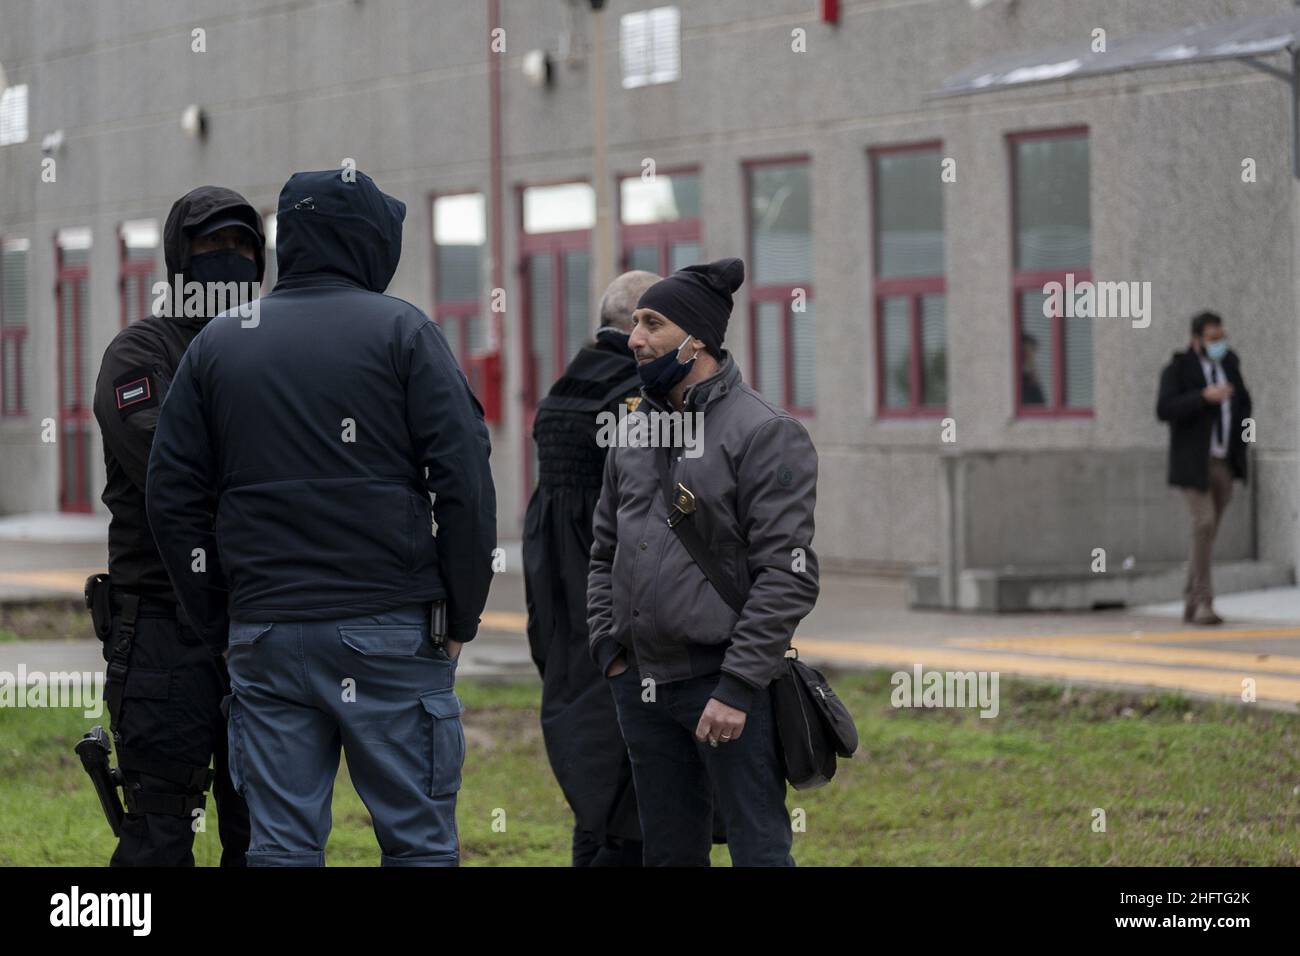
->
[636,257,745,359]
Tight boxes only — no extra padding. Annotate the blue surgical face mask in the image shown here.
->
[1204,339,1229,362]
[638,334,698,399]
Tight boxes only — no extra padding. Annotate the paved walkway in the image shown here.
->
[1,528,1297,710]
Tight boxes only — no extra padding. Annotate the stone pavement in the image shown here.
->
[1,522,1297,710]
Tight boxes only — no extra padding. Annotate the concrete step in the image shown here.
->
[907,560,1295,612]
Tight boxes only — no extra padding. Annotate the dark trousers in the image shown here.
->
[609,670,794,867]
[104,610,249,867]
[571,825,644,866]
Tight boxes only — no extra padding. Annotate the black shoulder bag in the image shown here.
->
[658,451,858,790]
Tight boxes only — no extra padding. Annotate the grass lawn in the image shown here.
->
[1,669,1297,865]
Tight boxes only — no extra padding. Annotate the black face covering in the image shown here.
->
[638,334,699,400]
[187,249,258,286]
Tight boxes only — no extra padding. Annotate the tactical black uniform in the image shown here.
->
[89,186,265,866]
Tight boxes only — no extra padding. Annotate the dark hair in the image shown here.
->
[1190,311,1223,337]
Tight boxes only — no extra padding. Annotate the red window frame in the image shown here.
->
[118,228,156,329]
[743,155,814,417]
[516,179,594,507]
[869,141,948,418]
[55,233,94,513]
[429,189,487,372]
[1008,126,1092,418]
[0,238,28,418]
[616,165,702,276]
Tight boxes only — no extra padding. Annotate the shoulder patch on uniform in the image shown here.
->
[776,465,794,487]
[113,367,157,419]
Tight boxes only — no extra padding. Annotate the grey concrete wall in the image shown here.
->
[0,0,1295,577]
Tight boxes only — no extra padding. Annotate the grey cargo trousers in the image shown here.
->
[225,603,464,866]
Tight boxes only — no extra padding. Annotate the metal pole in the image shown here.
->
[591,5,615,303]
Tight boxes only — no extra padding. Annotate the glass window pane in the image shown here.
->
[440,316,462,364]
[60,284,75,409]
[627,244,659,274]
[523,183,595,234]
[62,423,76,501]
[920,294,947,407]
[563,250,590,363]
[434,194,485,302]
[620,173,700,225]
[528,254,555,391]
[669,240,700,272]
[876,150,944,278]
[1019,291,1054,407]
[750,164,811,285]
[1015,135,1090,270]
[468,314,488,354]
[754,301,783,401]
[77,280,90,408]
[881,296,911,409]
[1064,314,1093,408]
[791,300,816,409]
[2,247,28,329]
[2,340,16,411]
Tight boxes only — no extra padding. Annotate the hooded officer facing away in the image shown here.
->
[146,169,496,866]
[587,257,820,866]
[90,185,263,866]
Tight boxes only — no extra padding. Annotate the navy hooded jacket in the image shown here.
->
[146,169,496,653]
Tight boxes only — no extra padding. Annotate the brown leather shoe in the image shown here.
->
[1191,603,1224,626]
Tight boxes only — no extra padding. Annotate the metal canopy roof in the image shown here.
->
[933,11,1300,176]
[935,10,1300,96]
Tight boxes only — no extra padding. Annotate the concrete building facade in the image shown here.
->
[0,0,1296,600]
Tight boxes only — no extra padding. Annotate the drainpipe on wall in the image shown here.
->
[590,0,614,300]
[488,0,504,355]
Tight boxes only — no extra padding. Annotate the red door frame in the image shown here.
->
[55,235,93,513]
[428,188,487,371]
[615,165,702,275]
[118,231,155,329]
[743,155,814,417]
[1007,126,1093,418]
[516,180,593,510]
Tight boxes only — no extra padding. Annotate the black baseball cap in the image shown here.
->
[193,213,260,244]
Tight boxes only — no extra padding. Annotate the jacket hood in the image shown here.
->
[163,185,266,285]
[274,169,405,292]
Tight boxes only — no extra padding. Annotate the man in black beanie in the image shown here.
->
[587,258,821,866]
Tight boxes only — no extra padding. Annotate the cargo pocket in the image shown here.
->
[227,621,273,650]
[420,688,465,796]
[339,624,426,657]
[115,667,173,751]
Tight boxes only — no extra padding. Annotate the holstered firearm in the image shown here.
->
[75,726,124,836]
[80,573,125,834]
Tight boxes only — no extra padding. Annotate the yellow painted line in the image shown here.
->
[952,635,1300,675]
[480,610,528,632]
[952,626,1300,646]
[791,638,1300,705]
[0,569,99,590]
